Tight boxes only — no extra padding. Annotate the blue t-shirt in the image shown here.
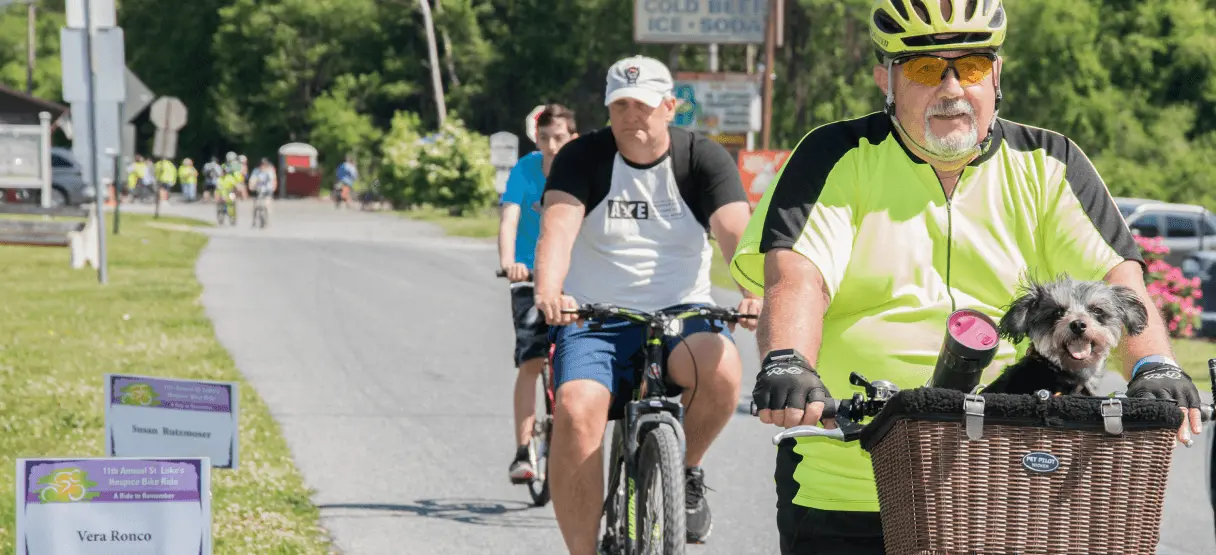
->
[501,151,545,269]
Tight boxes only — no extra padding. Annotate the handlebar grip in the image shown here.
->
[495,270,506,278]
[748,398,841,421]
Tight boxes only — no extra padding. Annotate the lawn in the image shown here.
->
[0,214,333,554]
[397,205,500,238]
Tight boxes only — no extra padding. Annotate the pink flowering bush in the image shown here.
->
[1135,236,1203,338]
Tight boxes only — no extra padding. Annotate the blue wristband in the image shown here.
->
[1131,355,1178,380]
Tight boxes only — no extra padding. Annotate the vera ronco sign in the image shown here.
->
[634,0,769,44]
[15,457,213,555]
[104,374,240,469]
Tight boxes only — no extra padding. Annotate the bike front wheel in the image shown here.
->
[527,363,552,506]
[635,424,685,555]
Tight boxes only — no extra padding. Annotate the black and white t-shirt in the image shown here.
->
[545,127,748,312]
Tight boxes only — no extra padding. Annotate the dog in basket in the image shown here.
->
[984,275,1149,396]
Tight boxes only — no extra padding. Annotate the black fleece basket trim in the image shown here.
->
[858,387,1185,452]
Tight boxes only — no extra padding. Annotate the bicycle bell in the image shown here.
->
[927,308,1000,393]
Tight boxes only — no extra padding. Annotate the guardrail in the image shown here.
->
[0,203,99,269]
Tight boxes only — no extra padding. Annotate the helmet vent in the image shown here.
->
[903,32,992,48]
[910,0,932,24]
[890,0,910,21]
[983,0,994,15]
[989,5,1005,28]
[873,11,906,34]
[965,0,979,20]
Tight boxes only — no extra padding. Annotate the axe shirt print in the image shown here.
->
[544,126,746,312]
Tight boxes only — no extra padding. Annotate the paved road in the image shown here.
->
[128,198,1214,554]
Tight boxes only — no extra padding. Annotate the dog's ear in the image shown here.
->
[998,286,1039,344]
[1111,284,1149,336]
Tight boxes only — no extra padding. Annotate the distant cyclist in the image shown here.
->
[498,104,579,484]
[248,159,277,216]
[533,55,762,552]
[335,155,358,207]
[730,1,1202,553]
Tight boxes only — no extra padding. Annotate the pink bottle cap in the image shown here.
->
[948,309,998,351]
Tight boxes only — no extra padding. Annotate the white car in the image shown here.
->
[1115,197,1216,267]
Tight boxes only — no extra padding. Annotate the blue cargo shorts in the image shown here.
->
[548,302,735,420]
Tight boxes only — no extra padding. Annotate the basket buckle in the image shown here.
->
[964,394,986,440]
[1101,398,1124,435]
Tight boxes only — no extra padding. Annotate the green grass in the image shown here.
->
[0,215,334,554]
[398,205,500,238]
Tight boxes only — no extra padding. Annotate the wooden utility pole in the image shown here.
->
[761,0,777,149]
[26,2,35,94]
[418,0,447,126]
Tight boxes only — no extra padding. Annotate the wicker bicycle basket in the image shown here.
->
[857,387,1184,555]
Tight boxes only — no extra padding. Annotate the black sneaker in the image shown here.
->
[685,466,713,543]
[509,445,534,484]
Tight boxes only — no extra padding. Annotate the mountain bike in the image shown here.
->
[559,302,754,555]
[496,268,554,507]
[252,186,271,228]
[216,190,237,226]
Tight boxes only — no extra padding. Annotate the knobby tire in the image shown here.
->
[602,422,629,555]
[635,425,685,555]
[527,363,553,507]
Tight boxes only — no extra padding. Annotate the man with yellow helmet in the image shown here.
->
[731,1,1201,553]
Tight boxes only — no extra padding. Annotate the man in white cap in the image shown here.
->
[534,55,764,552]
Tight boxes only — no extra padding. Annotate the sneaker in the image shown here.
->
[508,445,534,484]
[685,466,713,543]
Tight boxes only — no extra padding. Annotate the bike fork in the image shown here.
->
[603,421,636,555]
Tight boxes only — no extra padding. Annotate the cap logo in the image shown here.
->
[625,66,640,85]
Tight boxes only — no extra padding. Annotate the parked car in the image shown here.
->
[1115,197,1216,267]
[1181,251,1216,339]
[0,147,96,207]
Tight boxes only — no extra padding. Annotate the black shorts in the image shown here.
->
[776,440,885,554]
[509,285,549,367]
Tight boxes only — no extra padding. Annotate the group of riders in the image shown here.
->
[123,151,277,214]
[496,2,1206,554]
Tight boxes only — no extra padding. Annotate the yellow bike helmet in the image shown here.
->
[870,0,1007,61]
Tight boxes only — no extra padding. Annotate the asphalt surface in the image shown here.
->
[124,197,1215,554]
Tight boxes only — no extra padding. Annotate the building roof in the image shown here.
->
[0,83,69,124]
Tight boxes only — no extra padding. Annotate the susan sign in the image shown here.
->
[104,374,240,469]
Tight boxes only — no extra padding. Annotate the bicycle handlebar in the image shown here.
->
[560,302,756,325]
[495,269,534,281]
[769,363,1216,446]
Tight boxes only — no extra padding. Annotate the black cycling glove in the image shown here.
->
[1126,361,1202,409]
[752,349,832,416]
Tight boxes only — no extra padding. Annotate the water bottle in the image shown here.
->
[927,308,1000,393]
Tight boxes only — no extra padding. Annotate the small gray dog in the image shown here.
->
[985,276,1150,396]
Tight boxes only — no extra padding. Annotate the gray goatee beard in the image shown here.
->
[923,98,978,160]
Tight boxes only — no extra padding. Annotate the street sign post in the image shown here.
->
[62,0,119,284]
[149,96,187,160]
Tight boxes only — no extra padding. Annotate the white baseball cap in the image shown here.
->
[604,56,674,108]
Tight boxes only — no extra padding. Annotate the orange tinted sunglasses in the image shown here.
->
[894,53,996,88]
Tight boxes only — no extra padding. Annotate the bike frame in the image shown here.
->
[583,305,743,554]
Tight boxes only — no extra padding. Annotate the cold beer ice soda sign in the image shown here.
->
[104,374,240,468]
[15,457,213,555]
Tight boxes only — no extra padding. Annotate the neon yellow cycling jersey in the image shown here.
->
[730,112,1144,512]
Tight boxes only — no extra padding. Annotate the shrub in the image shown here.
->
[1135,235,1203,338]
[378,112,498,215]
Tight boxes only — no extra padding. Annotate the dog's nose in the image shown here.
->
[1069,320,1087,335]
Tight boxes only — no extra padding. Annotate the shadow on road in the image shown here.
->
[317,498,556,529]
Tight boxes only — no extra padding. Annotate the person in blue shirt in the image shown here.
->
[498,104,579,483]
[335,155,358,208]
